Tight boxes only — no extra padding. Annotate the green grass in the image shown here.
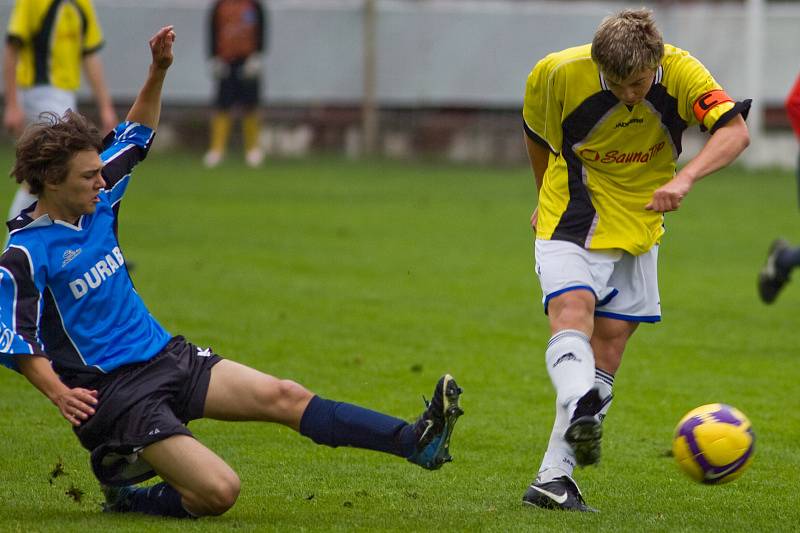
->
[0,148,798,532]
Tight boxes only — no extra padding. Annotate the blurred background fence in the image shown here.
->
[2,0,798,165]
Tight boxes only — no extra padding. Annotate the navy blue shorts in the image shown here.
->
[74,336,223,485]
[215,61,261,109]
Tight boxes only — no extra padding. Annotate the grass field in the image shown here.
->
[0,148,798,532]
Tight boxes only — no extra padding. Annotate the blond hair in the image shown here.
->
[591,8,664,80]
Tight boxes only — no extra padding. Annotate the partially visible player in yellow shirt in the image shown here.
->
[521,9,750,512]
[2,0,117,222]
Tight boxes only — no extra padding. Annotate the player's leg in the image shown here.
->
[758,238,800,303]
[204,72,234,168]
[590,316,639,422]
[240,76,264,167]
[524,241,606,511]
[7,87,75,221]
[585,243,659,436]
[524,289,599,512]
[204,359,463,469]
[103,435,240,517]
[540,289,605,472]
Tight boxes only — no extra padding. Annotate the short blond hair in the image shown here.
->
[591,8,664,80]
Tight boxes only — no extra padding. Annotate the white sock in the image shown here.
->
[594,368,615,421]
[537,398,575,482]
[537,329,596,482]
[545,329,595,409]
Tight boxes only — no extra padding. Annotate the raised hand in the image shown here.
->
[149,25,175,70]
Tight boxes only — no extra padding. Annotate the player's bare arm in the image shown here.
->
[2,42,24,135]
[525,134,550,229]
[646,114,749,213]
[126,26,175,129]
[82,52,118,133]
[17,355,98,427]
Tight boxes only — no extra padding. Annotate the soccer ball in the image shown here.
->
[672,403,755,484]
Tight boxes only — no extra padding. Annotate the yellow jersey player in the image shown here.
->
[521,9,750,512]
[3,0,117,222]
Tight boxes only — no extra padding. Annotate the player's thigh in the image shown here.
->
[591,316,639,373]
[141,434,239,506]
[204,359,313,427]
[547,289,597,335]
[535,240,617,334]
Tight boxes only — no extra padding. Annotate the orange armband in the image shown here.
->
[693,90,734,123]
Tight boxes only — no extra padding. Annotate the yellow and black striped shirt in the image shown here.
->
[523,44,749,255]
[7,0,104,91]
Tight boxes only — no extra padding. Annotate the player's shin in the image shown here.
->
[537,399,577,483]
[103,482,192,518]
[299,396,416,457]
[545,329,595,410]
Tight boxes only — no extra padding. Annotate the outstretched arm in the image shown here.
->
[646,114,750,212]
[17,355,97,427]
[126,26,175,130]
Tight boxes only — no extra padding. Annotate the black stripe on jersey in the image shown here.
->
[710,99,752,134]
[645,84,687,156]
[102,143,146,189]
[0,247,42,348]
[6,35,23,47]
[82,42,104,57]
[523,119,556,154]
[76,1,88,41]
[553,91,618,245]
[42,287,102,382]
[32,0,64,85]
[31,0,90,85]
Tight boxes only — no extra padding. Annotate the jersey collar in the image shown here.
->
[6,205,84,235]
[598,65,664,91]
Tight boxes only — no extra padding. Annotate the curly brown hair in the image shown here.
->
[10,111,104,196]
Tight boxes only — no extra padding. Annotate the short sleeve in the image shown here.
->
[80,0,104,54]
[101,122,155,193]
[6,0,32,41]
[1,320,40,373]
[523,55,565,154]
[666,50,748,133]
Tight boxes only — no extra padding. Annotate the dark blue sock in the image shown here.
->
[777,246,800,275]
[125,482,191,518]
[299,396,417,458]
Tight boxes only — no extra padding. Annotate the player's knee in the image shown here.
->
[274,379,314,410]
[549,291,595,330]
[200,470,241,516]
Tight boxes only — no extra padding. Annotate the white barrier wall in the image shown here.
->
[1,0,799,107]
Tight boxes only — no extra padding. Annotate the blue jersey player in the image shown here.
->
[0,26,463,519]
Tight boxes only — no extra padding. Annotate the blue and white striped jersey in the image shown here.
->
[0,122,172,385]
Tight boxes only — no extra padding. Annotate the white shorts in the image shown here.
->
[534,239,661,322]
[20,86,77,123]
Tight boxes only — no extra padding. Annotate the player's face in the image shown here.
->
[604,68,657,106]
[52,150,106,220]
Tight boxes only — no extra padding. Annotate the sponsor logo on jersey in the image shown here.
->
[68,246,126,300]
[579,141,665,164]
[614,117,644,128]
[61,248,82,267]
